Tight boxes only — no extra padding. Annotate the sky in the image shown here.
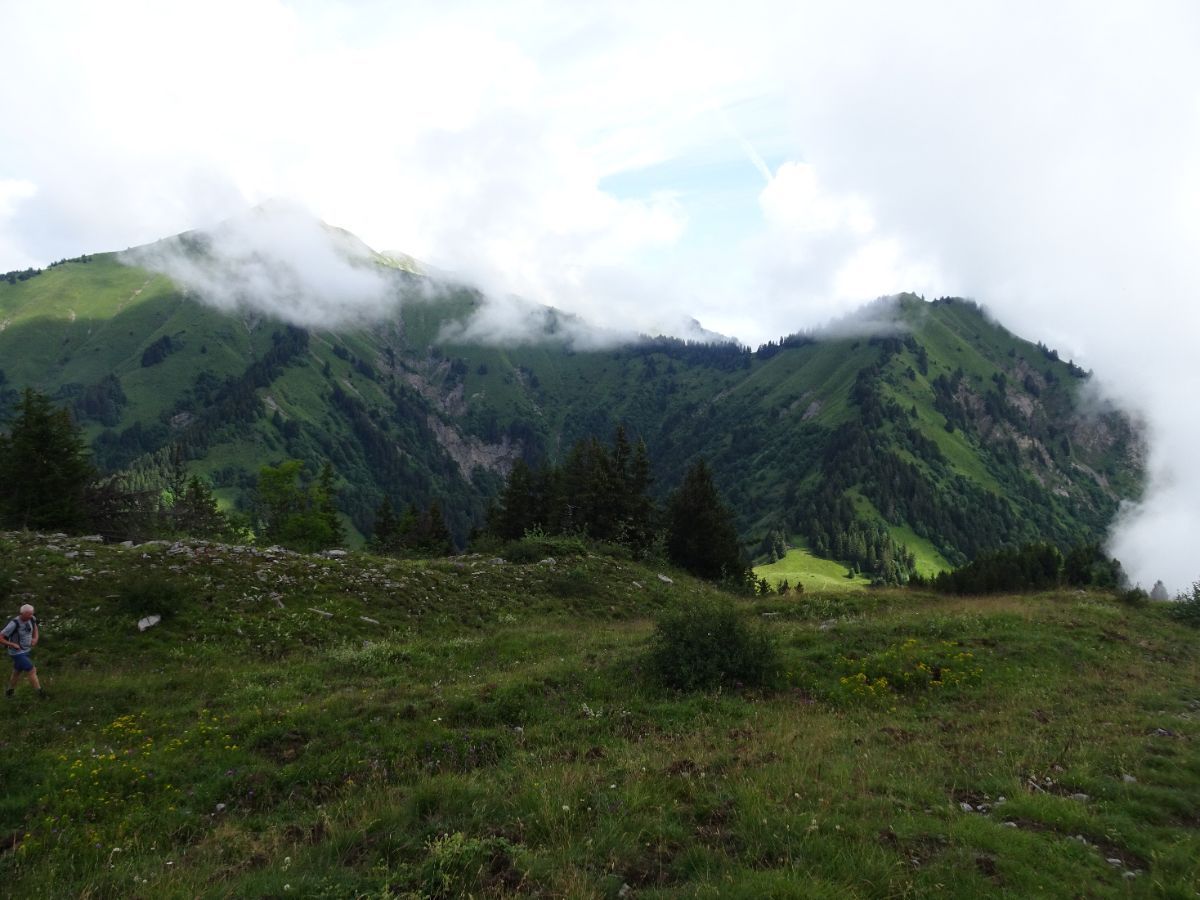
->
[1,1,1199,589]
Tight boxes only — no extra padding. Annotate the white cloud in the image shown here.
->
[125,202,397,329]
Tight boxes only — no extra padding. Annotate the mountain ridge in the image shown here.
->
[0,219,1143,578]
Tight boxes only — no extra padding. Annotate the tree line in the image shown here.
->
[481,425,749,584]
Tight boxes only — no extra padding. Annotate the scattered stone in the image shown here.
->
[761,612,780,618]
[80,534,103,543]
[308,608,334,618]
[64,551,79,559]
[617,884,632,898]
[1123,872,1137,880]
[1070,793,1090,802]
[996,796,1007,804]
[1106,858,1123,867]
[538,557,556,566]
[959,802,974,813]
[1151,727,1178,738]
[275,598,285,609]
[119,540,134,548]
[1122,774,1137,784]
[818,619,837,631]
[488,558,506,565]
[215,803,226,813]
[360,616,380,625]
[657,574,674,584]
[323,549,348,558]
[137,615,161,632]
[1002,821,1018,828]
[631,581,643,590]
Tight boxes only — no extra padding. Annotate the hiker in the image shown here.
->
[2,604,45,699]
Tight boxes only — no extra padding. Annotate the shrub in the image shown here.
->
[113,573,186,620]
[419,831,523,898]
[837,637,982,702]
[1119,586,1149,606]
[1170,581,1200,628]
[649,597,782,691]
[503,529,587,564]
[546,567,594,599]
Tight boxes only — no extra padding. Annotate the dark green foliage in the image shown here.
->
[1119,587,1149,607]
[486,426,656,554]
[931,541,1125,595]
[1062,542,1122,588]
[649,597,782,691]
[255,459,344,551]
[140,334,178,367]
[73,374,127,426]
[1169,582,1200,627]
[170,476,232,540]
[113,573,185,619]
[371,498,455,556]
[369,496,399,550]
[1,266,42,284]
[546,567,594,599]
[418,831,524,899]
[666,459,747,582]
[932,542,1063,594]
[0,389,95,530]
[501,531,588,563]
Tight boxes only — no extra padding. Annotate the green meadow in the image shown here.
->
[1,532,1198,898]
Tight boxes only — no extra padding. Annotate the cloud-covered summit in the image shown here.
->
[123,201,400,329]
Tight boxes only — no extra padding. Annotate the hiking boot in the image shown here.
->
[37,689,47,700]
[4,688,11,698]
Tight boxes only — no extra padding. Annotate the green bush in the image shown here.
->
[837,637,983,702]
[649,597,782,691]
[1169,581,1200,627]
[1119,586,1149,606]
[113,574,186,619]
[503,530,587,564]
[546,567,594,599]
[419,831,523,898]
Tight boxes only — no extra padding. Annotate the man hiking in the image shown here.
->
[2,604,45,699]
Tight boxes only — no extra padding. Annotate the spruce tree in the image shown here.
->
[371,496,399,551]
[422,500,455,556]
[0,389,94,530]
[314,462,345,547]
[174,476,229,539]
[665,459,745,581]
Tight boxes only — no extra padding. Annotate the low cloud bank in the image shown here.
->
[123,202,399,329]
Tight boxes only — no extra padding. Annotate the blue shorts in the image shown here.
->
[10,653,33,672]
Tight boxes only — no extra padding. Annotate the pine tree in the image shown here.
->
[174,476,229,539]
[314,462,345,547]
[0,389,95,530]
[665,459,746,581]
[371,496,399,551]
[422,500,455,556]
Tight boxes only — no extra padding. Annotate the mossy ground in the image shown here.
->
[1,532,1197,898]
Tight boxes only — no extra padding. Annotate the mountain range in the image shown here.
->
[0,212,1144,575]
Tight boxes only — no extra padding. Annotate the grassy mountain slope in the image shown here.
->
[0,532,1197,897]
[0,239,1142,570]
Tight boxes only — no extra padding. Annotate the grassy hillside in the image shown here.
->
[1,532,1197,897]
[0,244,1143,575]
[753,545,871,591]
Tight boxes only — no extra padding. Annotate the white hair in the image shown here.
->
[19,604,34,615]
